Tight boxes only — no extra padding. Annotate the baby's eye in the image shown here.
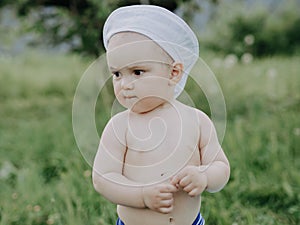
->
[133,70,144,76]
[112,71,121,78]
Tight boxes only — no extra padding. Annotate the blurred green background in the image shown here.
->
[0,0,299,224]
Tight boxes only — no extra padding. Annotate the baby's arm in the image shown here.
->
[171,111,230,195]
[92,115,145,208]
[92,113,177,213]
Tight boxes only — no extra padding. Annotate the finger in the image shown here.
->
[183,183,194,193]
[170,169,188,185]
[188,188,200,197]
[159,205,173,214]
[159,199,173,207]
[161,184,178,193]
[159,192,173,200]
[179,176,191,187]
[170,173,184,186]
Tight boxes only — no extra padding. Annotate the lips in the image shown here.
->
[123,95,136,99]
[122,91,136,99]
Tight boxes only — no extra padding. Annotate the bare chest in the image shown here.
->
[123,110,200,183]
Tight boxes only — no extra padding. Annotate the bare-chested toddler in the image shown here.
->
[92,5,230,225]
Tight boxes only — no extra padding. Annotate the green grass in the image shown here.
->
[0,50,299,225]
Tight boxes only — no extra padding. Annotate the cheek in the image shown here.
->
[136,78,169,96]
[113,81,121,95]
[113,82,131,108]
[113,83,123,102]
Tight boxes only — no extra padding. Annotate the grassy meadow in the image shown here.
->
[0,50,299,225]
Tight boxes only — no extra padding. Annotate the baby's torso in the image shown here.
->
[119,102,202,225]
[124,102,200,183]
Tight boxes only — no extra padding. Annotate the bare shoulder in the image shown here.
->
[176,101,211,125]
[101,110,129,143]
[175,100,200,117]
[196,109,212,128]
[177,102,217,148]
[109,110,129,126]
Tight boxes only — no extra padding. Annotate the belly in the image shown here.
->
[123,139,201,184]
[117,192,201,225]
[119,147,202,225]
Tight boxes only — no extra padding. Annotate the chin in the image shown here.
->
[130,106,152,114]
[130,98,166,114]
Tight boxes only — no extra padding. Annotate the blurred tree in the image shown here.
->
[204,0,300,57]
[2,0,208,56]
[13,0,118,56]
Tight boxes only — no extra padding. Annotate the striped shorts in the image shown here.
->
[116,212,205,225]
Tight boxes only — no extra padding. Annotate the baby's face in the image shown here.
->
[107,32,175,113]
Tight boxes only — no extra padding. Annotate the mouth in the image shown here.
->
[123,95,136,99]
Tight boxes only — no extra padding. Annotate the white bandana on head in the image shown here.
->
[103,5,199,98]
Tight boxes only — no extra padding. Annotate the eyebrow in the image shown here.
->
[108,60,169,72]
[109,62,147,71]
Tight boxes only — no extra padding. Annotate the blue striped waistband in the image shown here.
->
[116,212,205,225]
[192,212,205,225]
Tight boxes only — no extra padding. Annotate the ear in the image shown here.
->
[169,62,184,86]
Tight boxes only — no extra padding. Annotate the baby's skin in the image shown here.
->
[92,32,230,225]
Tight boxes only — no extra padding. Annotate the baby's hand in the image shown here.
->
[142,183,178,214]
[171,165,207,197]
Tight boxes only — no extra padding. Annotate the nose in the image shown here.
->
[121,76,134,90]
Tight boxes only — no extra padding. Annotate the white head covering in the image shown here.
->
[103,5,199,98]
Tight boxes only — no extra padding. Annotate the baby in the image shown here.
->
[92,5,230,225]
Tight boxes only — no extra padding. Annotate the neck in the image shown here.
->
[130,99,176,115]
